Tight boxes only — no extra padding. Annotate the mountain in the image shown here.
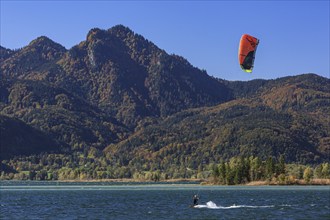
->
[61,26,230,126]
[1,36,66,80]
[1,25,329,167]
[2,25,231,129]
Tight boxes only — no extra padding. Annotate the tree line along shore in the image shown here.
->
[1,154,329,185]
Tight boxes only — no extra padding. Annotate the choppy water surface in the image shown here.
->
[1,181,329,219]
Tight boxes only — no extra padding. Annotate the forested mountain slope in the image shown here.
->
[106,74,330,165]
[1,25,329,168]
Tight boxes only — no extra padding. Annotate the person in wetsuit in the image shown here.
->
[193,194,199,206]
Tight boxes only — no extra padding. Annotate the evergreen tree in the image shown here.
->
[219,162,226,184]
[298,166,304,179]
[265,157,275,180]
[321,163,330,178]
[29,170,36,180]
[249,156,262,181]
[276,154,286,176]
[303,167,313,183]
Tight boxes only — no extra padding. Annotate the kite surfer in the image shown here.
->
[193,194,199,206]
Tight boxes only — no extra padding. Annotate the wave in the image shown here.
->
[194,201,275,209]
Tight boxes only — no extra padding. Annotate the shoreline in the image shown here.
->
[245,179,330,186]
[50,178,203,183]
[2,178,329,186]
[213,179,330,186]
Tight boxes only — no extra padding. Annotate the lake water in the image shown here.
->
[0,181,329,220]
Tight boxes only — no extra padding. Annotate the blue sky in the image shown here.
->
[1,1,329,81]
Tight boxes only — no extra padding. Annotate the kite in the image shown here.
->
[238,34,259,73]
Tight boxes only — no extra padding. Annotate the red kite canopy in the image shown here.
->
[238,34,259,73]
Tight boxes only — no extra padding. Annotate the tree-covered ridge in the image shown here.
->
[56,25,232,128]
[1,36,66,80]
[0,46,15,63]
[106,95,328,168]
[103,74,329,167]
[1,25,233,150]
[0,79,129,159]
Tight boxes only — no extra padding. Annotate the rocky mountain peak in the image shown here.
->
[86,28,108,42]
[108,24,135,37]
[28,36,66,53]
